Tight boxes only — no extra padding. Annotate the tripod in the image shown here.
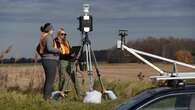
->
[72,32,103,93]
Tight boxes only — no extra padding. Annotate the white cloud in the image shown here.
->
[92,0,195,19]
[0,0,195,57]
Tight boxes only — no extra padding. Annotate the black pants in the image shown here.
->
[42,59,59,99]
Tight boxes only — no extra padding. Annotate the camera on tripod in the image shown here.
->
[78,4,93,33]
[74,4,94,72]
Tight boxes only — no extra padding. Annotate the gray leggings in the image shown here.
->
[42,59,59,99]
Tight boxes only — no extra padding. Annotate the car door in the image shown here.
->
[136,92,195,110]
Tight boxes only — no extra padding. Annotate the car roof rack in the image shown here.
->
[117,39,195,88]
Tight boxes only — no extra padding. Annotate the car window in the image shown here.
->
[137,94,192,110]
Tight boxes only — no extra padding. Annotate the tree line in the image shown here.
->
[1,37,195,64]
[99,37,195,63]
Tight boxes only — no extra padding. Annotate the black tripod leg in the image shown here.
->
[71,44,84,74]
[69,63,81,96]
[68,44,84,96]
[90,47,106,93]
[90,47,100,76]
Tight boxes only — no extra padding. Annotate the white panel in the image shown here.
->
[117,40,121,49]
[84,27,90,32]
[84,15,90,20]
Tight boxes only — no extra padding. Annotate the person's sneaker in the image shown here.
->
[51,91,64,100]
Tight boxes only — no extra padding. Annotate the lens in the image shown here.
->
[61,33,66,36]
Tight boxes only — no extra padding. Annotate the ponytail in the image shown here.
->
[40,26,44,32]
[40,23,53,33]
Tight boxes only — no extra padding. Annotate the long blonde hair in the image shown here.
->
[56,27,70,54]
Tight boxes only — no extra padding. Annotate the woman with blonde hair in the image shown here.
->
[54,27,80,96]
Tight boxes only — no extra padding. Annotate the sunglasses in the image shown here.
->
[61,33,67,36]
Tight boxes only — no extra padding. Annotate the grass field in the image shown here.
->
[0,63,194,110]
[0,81,153,110]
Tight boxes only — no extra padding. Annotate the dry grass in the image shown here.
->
[99,63,194,81]
[0,64,44,91]
[0,63,194,91]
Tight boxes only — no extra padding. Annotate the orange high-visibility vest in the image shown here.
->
[37,33,47,56]
[53,40,57,48]
[54,39,70,55]
[61,40,70,54]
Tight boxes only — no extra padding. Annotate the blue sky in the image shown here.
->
[0,0,195,57]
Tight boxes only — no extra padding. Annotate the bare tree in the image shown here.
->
[0,45,13,63]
